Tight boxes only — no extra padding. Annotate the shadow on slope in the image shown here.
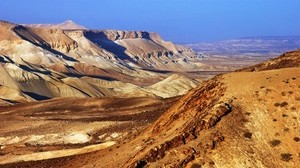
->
[83,31,137,63]
[13,25,78,62]
[23,91,50,101]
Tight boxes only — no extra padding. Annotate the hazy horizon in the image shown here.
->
[1,0,300,43]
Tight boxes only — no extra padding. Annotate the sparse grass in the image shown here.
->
[274,102,281,107]
[243,131,252,139]
[245,112,251,116]
[281,102,288,107]
[281,153,292,162]
[191,164,201,168]
[269,139,281,147]
[209,161,215,166]
[283,128,289,132]
[283,79,289,84]
[291,107,297,111]
[294,137,300,142]
[274,102,288,107]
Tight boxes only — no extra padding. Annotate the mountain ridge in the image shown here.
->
[0,20,200,103]
[23,20,88,30]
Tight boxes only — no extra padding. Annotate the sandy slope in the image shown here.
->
[147,74,199,98]
[0,141,116,165]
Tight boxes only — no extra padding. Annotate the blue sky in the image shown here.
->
[1,0,300,43]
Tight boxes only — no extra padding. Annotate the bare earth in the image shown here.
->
[0,96,179,165]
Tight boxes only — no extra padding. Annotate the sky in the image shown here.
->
[1,0,300,43]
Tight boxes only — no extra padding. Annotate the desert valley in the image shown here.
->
[0,5,300,167]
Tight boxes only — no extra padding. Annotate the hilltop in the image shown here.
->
[241,49,300,71]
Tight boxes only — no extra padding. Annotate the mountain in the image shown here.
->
[0,20,201,103]
[1,20,195,70]
[23,20,88,30]
[13,50,299,168]
[186,36,300,56]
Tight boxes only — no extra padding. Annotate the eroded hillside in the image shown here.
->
[0,20,206,102]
